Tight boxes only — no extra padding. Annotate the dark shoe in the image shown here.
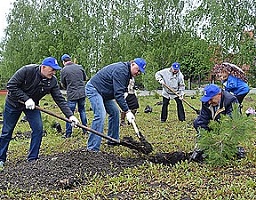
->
[144,105,152,113]
[237,147,246,159]
[161,120,166,123]
[53,122,62,133]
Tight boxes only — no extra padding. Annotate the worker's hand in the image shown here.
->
[69,115,79,127]
[126,110,135,123]
[25,98,35,110]
[158,79,164,85]
[179,91,185,100]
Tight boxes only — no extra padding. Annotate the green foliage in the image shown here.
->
[198,105,256,166]
[0,0,255,89]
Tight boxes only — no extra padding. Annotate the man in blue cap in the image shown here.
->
[60,54,88,138]
[85,58,146,152]
[193,84,238,131]
[191,84,246,161]
[0,57,79,169]
[155,62,186,122]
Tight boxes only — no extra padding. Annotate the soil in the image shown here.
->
[0,148,146,191]
[0,146,193,191]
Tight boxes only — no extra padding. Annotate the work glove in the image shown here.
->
[126,110,135,123]
[179,91,185,100]
[69,115,79,127]
[158,78,165,85]
[25,98,35,110]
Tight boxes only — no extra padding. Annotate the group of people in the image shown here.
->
[0,56,146,168]
[156,61,249,131]
[0,56,250,168]
[194,62,250,132]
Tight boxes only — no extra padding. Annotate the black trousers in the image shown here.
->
[235,92,248,104]
[161,96,185,122]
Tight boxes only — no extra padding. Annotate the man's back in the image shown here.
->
[61,63,86,101]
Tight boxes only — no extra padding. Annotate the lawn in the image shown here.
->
[0,92,256,199]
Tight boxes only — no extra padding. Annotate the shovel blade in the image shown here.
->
[120,136,153,155]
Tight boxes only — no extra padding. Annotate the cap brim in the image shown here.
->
[51,65,62,70]
[200,96,212,102]
[139,67,145,73]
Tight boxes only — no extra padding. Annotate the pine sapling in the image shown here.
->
[198,104,256,166]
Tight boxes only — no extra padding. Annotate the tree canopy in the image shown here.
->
[0,0,255,89]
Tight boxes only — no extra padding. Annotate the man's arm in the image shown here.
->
[50,78,73,118]
[193,103,212,131]
[7,67,31,102]
[81,67,87,82]
[155,69,164,82]
[113,71,129,112]
[178,73,185,96]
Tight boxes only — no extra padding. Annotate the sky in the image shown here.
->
[0,0,14,40]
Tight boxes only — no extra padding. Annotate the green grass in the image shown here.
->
[1,93,256,199]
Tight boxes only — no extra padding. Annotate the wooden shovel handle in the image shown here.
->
[18,100,120,143]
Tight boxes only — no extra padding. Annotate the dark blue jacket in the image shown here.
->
[193,90,238,131]
[90,61,132,112]
[6,64,73,117]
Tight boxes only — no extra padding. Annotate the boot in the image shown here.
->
[120,111,126,126]
[237,146,246,159]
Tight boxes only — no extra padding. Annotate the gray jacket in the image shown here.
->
[155,68,185,99]
[60,62,87,101]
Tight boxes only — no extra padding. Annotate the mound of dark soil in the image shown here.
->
[0,148,145,191]
[0,146,198,192]
[149,152,190,165]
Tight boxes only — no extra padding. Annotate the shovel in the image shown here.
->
[131,120,153,153]
[21,101,153,155]
[162,83,200,114]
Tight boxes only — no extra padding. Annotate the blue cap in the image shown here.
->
[42,57,62,70]
[172,62,180,70]
[200,84,221,102]
[134,58,146,73]
[61,54,71,61]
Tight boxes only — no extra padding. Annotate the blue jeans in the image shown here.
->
[0,102,43,162]
[65,98,87,137]
[85,81,120,151]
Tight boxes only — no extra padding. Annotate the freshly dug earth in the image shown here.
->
[0,147,191,191]
[0,148,145,191]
